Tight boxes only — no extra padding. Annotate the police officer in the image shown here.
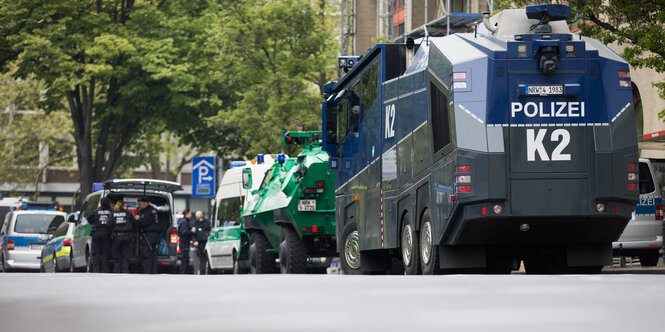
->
[110,200,134,273]
[135,196,160,274]
[177,209,193,274]
[89,197,113,273]
[193,211,211,274]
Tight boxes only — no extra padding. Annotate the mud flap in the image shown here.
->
[438,245,486,269]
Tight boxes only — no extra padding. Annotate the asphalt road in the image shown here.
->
[0,272,663,332]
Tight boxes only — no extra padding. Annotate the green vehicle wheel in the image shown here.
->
[248,231,277,274]
[278,225,307,274]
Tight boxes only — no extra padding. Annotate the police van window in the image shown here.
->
[216,196,242,224]
[361,61,379,119]
[430,81,451,152]
[83,193,101,219]
[14,214,65,234]
[337,94,350,143]
[639,162,656,194]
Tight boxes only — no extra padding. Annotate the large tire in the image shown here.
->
[401,216,420,275]
[419,212,438,275]
[248,231,277,274]
[53,257,59,273]
[69,254,75,273]
[340,221,362,275]
[40,260,45,273]
[279,225,308,274]
[639,252,660,267]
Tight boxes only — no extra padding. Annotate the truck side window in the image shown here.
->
[361,61,379,119]
[430,81,451,152]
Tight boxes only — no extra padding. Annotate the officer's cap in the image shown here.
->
[100,197,110,207]
[138,196,150,202]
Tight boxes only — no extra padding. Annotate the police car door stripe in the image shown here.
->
[459,104,484,124]
[487,122,609,127]
[611,103,631,123]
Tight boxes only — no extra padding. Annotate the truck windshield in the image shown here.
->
[14,214,65,234]
[259,169,274,190]
[216,197,242,224]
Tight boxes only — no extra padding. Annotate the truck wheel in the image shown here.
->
[279,225,307,274]
[340,221,362,275]
[401,217,420,275]
[420,212,438,275]
[639,252,659,267]
[248,231,277,274]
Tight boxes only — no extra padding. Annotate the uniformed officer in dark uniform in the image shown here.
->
[177,209,193,274]
[193,211,211,274]
[135,196,161,274]
[89,197,113,273]
[110,200,134,273]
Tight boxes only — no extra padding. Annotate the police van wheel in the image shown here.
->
[69,255,75,273]
[249,231,277,274]
[340,221,362,275]
[279,225,307,274]
[419,213,439,275]
[401,216,420,275]
[40,260,45,273]
[53,257,58,273]
[204,253,215,274]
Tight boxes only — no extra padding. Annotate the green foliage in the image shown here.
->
[0,0,231,199]
[211,0,337,158]
[0,63,74,187]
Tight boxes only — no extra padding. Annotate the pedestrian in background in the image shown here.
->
[193,211,211,274]
[110,200,134,273]
[135,196,161,274]
[177,209,193,274]
[89,197,113,273]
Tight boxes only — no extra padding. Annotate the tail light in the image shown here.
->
[304,188,325,194]
[456,165,472,193]
[301,226,320,233]
[177,244,180,254]
[170,230,179,244]
[7,240,14,251]
[457,185,472,193]
[628,183,638,191]
[656,204,663,221]
[316,181,325,187]
[62,238,72,247]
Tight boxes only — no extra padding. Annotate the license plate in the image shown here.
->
[30,244,44,250]
[526,85,563,96]
[298,200,316,211]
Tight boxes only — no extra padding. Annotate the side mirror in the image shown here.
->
[242,168,252,189]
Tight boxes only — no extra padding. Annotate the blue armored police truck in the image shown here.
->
[323,4,639,274]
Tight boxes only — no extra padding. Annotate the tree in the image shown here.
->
[0,0,229,203]
[210,0,337,158]
[0,63,74,189]
[496,1,665,114]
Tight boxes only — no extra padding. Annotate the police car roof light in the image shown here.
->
[277,154,286,164]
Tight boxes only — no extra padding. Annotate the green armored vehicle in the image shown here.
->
[240,131,336,273]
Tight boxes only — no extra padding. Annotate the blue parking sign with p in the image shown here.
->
[192,156,215,198]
